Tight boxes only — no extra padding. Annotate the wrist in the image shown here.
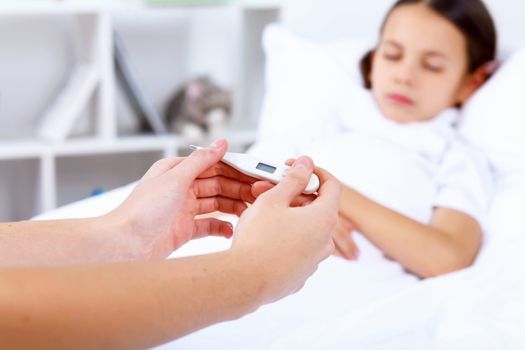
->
[94,212,149,262]
[340,186,357,215]
[219,248,271,317]
[340,186,365,231]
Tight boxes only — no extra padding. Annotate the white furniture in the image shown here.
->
[0,0,281,221]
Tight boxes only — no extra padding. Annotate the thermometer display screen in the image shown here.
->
[256,162,277,174]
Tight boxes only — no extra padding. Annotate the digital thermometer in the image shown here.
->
[189,145,320,195]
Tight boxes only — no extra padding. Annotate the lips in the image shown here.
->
[387,93,414,106]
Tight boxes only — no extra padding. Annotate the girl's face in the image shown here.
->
[370,3,471,123]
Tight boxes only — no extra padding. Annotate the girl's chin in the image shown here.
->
[380,108,415,124]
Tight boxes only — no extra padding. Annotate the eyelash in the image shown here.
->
[383,53,401,60]
[382,53,443,73]
[423,64,443,73]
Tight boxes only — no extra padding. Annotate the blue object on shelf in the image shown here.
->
[90,187,107,197]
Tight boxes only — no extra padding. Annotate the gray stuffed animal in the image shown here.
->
[164,76,232,139]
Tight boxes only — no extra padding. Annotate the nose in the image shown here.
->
[393,58,417,86]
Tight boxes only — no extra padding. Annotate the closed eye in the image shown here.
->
[424,64,443,73]
[383,53,401,61]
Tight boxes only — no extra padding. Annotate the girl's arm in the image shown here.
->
[339,185,482,278]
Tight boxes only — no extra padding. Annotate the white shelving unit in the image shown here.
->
[0,1,280,221]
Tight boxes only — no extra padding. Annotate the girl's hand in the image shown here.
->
[332,214,360,260]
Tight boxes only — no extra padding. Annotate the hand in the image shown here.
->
[332,214,360,260]
[231,157,341,304]
[104,139,258,260]
[250,158,318,207]
[251,161,359,261]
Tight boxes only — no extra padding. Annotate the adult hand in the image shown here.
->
[250,157,318,207]
[105,139,257,260]
[332,214,360,260]
[232,157,341,304]
[251,161,359,260]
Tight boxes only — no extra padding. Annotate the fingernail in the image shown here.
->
[210,139,226,149]
[293,157,310,170]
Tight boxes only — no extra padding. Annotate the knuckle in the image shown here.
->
[211,178,222,194]
[241,185,252,202]
[189,148,209,162]
[212,163,223,175]
[203,220,212,232]
[212,198,220,211]
[192,181,200,196]
[152,159,166,168]
[234,201,244,214]
[286,169,308,184]
[256,190,273,204]
[149,159,170,173]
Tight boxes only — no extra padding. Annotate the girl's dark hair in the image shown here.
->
[360,0,497,88]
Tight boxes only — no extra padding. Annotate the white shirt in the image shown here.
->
[250,77,492,226]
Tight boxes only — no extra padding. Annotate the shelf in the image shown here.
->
[0,141,44,160]
[0,137,174,160]
[0,129,257,161]
[52,136,180,157]
[0,2,106,15]
[0,3,275,221]
[0,0,280,15]
[238,0,281,10]
[184,128,258,147]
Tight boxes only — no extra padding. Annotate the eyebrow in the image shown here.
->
[382,40,450,60]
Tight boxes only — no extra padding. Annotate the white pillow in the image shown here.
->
[257,25,525,178]
[459,48,525,176]
[249,24,371,161]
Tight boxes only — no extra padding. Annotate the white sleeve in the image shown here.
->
[432,140,493,225]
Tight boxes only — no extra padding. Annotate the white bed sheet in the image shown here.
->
[269,178,525,350]
[34,177,525,349]
[34,183,419,348]
[158,232,419,349]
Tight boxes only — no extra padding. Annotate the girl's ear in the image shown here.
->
[456,61,499,105]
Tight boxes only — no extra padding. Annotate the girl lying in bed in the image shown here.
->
[252,0,498,278]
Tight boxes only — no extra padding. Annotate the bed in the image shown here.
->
[35,5,525,349]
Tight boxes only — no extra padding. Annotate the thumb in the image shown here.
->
[168,139,228,186]
[259,156,314,206]
[141,157,185,180]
